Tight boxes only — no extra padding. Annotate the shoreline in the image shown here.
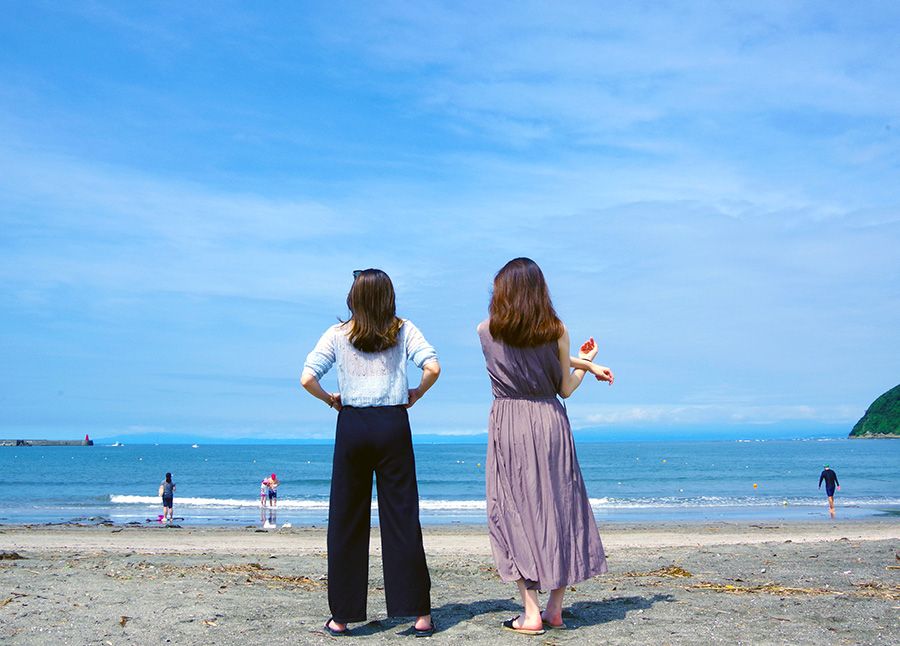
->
[2,519,897,555]
[4,498,898,529]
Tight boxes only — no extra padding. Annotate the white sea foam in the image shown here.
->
[588,495,900,509]
[109,494,900,511]
[110,495,330,509]
[109,495,487,511]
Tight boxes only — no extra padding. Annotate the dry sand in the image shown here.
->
[1,520,898,645]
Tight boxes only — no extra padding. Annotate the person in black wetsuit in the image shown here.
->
[818,465,840,517]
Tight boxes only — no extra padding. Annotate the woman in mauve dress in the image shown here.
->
[479,257,614,635]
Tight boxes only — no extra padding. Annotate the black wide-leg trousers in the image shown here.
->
[327,405,431,623]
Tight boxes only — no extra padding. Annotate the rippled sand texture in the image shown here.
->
[0,521,898,644]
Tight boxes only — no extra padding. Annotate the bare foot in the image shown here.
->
[326,618,347,633]
[513,615,544,631]
[541,610,564,627]
[414,614,432,631]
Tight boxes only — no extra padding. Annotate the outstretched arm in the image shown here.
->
[570,355,615,384]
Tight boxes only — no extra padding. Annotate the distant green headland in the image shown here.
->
[849,384,900,438]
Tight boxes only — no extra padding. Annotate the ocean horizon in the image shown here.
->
[7,419,857,446]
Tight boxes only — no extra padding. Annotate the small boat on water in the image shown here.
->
[191,444,199,448]
[110,442,124,447]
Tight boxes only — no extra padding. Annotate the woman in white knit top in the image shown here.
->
[301,268,440,637]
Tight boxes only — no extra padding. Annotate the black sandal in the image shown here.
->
[414,620,436,637]
[324,617,349,636]
[502,616,545,635]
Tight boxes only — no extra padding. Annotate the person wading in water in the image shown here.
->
[818,464,840,517]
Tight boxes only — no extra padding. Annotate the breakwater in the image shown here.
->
[1,437,93,447]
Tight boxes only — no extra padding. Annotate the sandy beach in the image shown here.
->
[1,520,897,645]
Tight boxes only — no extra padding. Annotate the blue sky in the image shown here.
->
[1,1,898,441]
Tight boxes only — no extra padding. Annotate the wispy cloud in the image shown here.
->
[0,147,366,302]
[1,2,898,438]
[318,2,900,135]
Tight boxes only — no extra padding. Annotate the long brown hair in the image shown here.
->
[489,257,563,347]
[344,268,402,352]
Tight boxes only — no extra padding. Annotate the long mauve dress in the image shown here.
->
[479,321,607,591]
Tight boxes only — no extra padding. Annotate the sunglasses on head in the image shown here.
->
[352,270,364,279]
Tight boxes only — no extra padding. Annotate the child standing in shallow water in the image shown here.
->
[260,477,269,507]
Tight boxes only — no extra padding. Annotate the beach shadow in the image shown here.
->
[337,619,394,637]
[317,595,674,637]
[338,599,522,636]
[328,611,489,638]
[420,595,675,633]
[421,598,533,633]
[566,594,676,628]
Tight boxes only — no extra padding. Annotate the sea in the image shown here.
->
[1,439,898,527]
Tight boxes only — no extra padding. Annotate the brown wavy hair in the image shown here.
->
[344,268,402,352]
[489,257,564,347]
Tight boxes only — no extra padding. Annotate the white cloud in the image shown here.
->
[576,403,859,426]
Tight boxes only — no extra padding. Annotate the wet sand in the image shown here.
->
[1,520,898,644]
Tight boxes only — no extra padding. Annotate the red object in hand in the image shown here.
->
[580,338,595,353]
